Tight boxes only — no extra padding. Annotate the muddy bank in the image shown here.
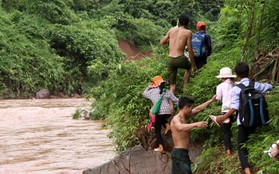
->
[118,40,152,60]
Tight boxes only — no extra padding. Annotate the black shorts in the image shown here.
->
[171,148,192,174]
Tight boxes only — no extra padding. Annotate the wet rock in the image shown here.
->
[75,107,93,120]
[83,133,203,174]
[70,93,81,98]
[57,92,69,98]
[36,89,50,99]
[83,145,171,174]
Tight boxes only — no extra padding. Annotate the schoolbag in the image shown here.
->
[237,81,269,127]
[151,89,166,115]
[192,32,207,58]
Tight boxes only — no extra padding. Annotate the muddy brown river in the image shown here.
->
[0,98,116,174]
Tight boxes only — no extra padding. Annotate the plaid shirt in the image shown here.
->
[143,87,178,115]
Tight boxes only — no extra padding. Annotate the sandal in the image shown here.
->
[209,115,220,128]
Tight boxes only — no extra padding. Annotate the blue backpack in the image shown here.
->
[192,32,207,58]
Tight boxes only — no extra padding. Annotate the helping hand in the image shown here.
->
[211,95,217,102]
[196,121,208,128]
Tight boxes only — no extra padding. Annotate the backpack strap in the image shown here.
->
[198,32,210,54]
[237,80,255,90]
[248,81,255,89]
[237,83,246,90]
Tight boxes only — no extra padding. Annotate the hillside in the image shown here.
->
[1,0,278,173]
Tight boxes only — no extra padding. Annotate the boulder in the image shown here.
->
[83,145,171,174]
[36,89,50,99]
[83,129,203,174]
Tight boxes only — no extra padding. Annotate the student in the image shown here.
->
[171,95,216,174]
[160,14,197,94]
[215,67,236,156]
[211,62,273,174]
[143,76,178,153]
[192,21,212,69]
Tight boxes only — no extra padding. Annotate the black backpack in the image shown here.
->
[237,81,269,127]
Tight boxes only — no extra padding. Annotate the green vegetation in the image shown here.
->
[0,1,124,98]
[1,0,278,173]
[2,0,219,98]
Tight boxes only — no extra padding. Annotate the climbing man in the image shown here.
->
[160,14,197,94]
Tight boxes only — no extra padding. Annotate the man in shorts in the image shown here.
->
[171,95,216,174]
[160,14,197,94]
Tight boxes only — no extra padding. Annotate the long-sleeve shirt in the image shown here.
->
[230,78,273,125]
[143,87,178,115]
[216,79,235,113]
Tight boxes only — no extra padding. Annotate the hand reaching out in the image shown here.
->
[211,95,217,102]
[196,121,208,128]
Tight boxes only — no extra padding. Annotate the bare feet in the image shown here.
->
[154,147,165,154]
[154,145,165,153]
[244,167,251,174]
[226,149,232,156]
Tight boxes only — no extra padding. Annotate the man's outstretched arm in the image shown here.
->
[191,95,217,115]
[215,108,237,123]
[172,117,207,132]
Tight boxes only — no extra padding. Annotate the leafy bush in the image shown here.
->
[115,17,165,48]
[0,10,65,98]
[46,21,124,89]
[28,0,77,24]
[0,3,125,98]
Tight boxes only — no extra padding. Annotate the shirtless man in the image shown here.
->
[160,14,197,94]
[171,95,216,174]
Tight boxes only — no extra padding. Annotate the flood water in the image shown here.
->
[0,98,116,174]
